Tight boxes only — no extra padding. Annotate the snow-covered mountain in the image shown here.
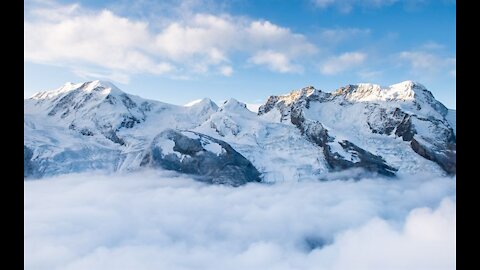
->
[24,80,456,184]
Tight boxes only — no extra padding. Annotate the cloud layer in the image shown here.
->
[25,171,456,270]
[24,2,316,81]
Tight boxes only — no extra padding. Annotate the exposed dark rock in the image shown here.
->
[140,101,152,112]
[366,107,408,136]
[395,114,415,141]
[105,94,117,105]
[258,95,280,115]
[338,140,397,176]
[119,115,141,129]
[121,94,137,109]
[289,99,397,177]
[24,145,35,178]
[140,129,261,186]
[48,90,79,116]
[260,83,455,176]
[405,116,456,174]
[80,128,94,136]
[73,93,93,110]
[411,138,456,175]
[103,130,125,146]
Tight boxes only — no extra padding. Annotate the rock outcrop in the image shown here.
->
[140,129,262,186]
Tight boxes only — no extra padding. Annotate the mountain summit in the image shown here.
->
[25,80,456,184]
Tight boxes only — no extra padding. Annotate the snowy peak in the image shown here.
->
[184,98,218,108]
[280,86,318,105]
[326,80,447,117]
[220,98,249,112]
[389,80,425,90]
[275,86,319,105]
[185,98,219,122]
[27,80,131,117]
[30,80,123,100]
[25,80,157,146]
[185,98,218,110]
[333,81,425,102]
[258,86,321,116]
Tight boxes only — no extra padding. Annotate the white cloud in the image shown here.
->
[399,51,441,71]
[358,70,383,80]
[219,65,233,76]
[398,51,456,78]
[449,58,456,78]
[25,171,455,270]
[249,51,302,73]
[312,0,432,13]
[319,27,371,45]
[314,198,455,269]
[24,2,317,80]
[25,8,173,75]
[421,41,446,50]
[312,0,398,13]
[320,52,367,75]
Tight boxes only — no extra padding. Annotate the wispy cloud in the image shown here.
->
[219,65,233,76]
[24,1,317,81]
[24,171,455,270]
[311,0,430,13]
[318,27,371,45]
[450,58,456,78]
[312,0,398,13]
[249,50,303,73]
[320,52,367,75]
[398,50,456,78]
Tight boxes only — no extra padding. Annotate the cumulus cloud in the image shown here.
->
[314,198,455,270]
[320,51,367,75]
[24,2,317,81]
[25,171,455,270]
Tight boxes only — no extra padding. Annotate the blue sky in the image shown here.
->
[24,0,456,108]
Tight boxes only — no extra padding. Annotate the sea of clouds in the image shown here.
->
[24,170,455,270]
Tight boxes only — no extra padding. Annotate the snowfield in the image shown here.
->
[24,172,455,270]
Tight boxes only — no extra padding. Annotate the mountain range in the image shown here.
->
[24,80,456,185]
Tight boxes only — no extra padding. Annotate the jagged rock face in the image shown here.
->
[411,138,456,175]
[334,140,397,176]
[258,81,456,176]
[289,103,397,177]
[140,129,262,186]
[408,116,456,174]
